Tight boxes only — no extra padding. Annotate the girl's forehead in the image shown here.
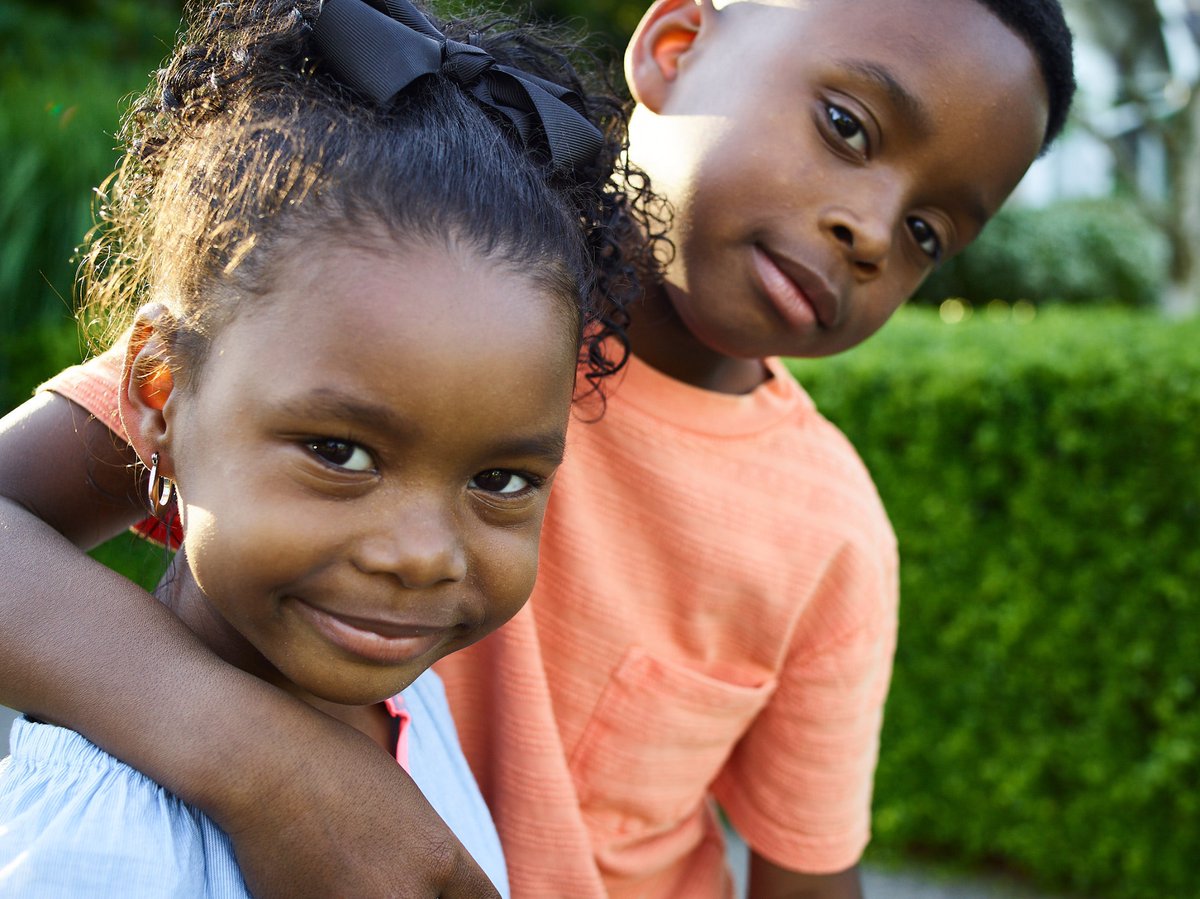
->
[189,238,578,456]
[249,238,570,358]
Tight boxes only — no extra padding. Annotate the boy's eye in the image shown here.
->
[825,103,868,154]
[907,217,942,261]
[306,439,375,472]
[469,469,532,496]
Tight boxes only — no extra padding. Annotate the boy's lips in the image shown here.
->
[752,245,838,331]
[290,597,452,665]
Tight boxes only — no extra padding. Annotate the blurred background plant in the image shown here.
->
[790,307,1200,899]
[3,1,1198,897]
[0,0,182,411]
[914,198,1171,309]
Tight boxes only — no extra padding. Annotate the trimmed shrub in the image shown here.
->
[916,198,1170,309]
[0,0,181,412]
[788,308,1200,898]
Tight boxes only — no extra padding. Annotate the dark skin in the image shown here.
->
[0,391,498,899]
[0,398,862,895]
[1,0,1051,893]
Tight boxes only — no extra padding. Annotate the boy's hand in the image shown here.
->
[221,705,500,898]
[748,854,863,899]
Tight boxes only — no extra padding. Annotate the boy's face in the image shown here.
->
[627,0,1049,367]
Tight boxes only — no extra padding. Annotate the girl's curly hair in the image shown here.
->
[78,0,670,392]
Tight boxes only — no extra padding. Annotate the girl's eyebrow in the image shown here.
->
[839,59,933,140]
[273,389,567,463]
[274,389,411,434]
[484,433,567,466]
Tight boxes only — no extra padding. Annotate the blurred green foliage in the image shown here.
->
[790,307,1200,899]
[9,2,1197,894]
[916,198,1171,309]
[525,0,643,50]
[0,0,182,413]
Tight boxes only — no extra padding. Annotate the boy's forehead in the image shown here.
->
[712,0,802,8]
[693,0,1047,230]
[713,0,996,31]
[708,0,1044,116]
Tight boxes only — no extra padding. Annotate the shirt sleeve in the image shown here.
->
[37,339,128,438]
[0,719,248,898]
[710,534,899,874]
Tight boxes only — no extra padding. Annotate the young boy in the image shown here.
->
[0,0,1073,896]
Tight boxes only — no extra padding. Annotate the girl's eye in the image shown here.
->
[469,469,532,496]
[907,217,942,262]
[306,439,375,472]
[826,103,868,154]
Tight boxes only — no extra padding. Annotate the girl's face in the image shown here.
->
[158,235,578,707]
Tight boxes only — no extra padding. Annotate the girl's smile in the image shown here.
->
[152,230,578,712]
[287,596,461,666]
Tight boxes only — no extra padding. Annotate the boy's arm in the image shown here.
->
[0,392,498,898]
[748,856,863,899]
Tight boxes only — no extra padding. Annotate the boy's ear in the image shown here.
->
[120,303,178,475]
[625,0,711,112]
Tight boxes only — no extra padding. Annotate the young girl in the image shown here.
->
[0,0,658,893]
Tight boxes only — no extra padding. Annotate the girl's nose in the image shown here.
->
[354,503,467,589]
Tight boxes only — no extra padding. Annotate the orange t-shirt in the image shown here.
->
[42,350,898,898]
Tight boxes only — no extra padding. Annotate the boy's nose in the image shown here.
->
[820,196,898,279]
[353,504,468,589]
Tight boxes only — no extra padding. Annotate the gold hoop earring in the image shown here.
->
[147,451,174,511]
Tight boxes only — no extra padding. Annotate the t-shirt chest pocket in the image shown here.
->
[568,647,776,839]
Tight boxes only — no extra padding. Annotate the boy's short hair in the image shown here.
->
[970,0,1076,149]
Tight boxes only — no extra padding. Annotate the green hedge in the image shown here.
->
[788,308,1200,899]
[916,198,1170,309]
[0,0,181,413]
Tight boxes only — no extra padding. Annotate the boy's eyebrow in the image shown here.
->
[840,60,932,140]
[840,59,995,236]
[274,389,568,462]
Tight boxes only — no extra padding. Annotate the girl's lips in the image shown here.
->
[752,245,837,331]
[290,598,448,665]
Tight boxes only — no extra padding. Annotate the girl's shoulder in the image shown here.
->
[403,670,511,897]
[0,717,249,898]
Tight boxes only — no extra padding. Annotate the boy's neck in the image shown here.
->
[628,284,769,395]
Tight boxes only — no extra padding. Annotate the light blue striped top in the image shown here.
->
[0,669,508,897]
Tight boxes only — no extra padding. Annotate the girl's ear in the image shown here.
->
[120,303,179,477]
[625,0,712,112]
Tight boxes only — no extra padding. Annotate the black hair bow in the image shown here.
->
[312,0,603,172]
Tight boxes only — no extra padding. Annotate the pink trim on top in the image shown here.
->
[384,695,413,773]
